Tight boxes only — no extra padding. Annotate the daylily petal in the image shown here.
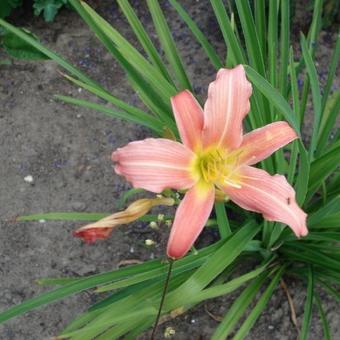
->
[73,227,112,244]
[167,182,215,259]
[171,90,204,151]
[223,166,308,237]
[203,65,252,149]
[112,138,195,193]
[237,122,298,165]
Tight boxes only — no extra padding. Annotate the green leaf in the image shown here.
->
[214,202,231,239]
[317,91,340,155]
[295,141,310,205]
[301,34,322,161]
[17,212,110,221]
[0,18,104,90]
[321,31,340,114]
[279,0,290,97]
[300,266,314,340]
[33,0,67,22]
[210,0,246,66]
[55,95,165,133]
[1,28,49,60]
[235,0,265,76]
[117,0,173,82]
[61,73,165,134]
[244,65,300,135]
[307,142,340,200]
[0,0,22,18]
[146,0,192,91]
[0,241,222,324]
[315,294,331,340]
[308,195,340,226]
[165,220,260,310]
[233,267,284,340]
[212,272,269,339]
[169,0,223,69]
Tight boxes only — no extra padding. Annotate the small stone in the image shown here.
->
[268,325,274,330]
[145,239,155,246]
[149,221,159,230]
[24,175,33,183]
[164,326,176,338]
[39,219,46,223]
[129,246,134,253]
[71,201,87,211]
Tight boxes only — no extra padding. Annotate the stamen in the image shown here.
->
[224,178,242,188]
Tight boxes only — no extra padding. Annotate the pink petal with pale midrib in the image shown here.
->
[203,65,252,149]
[171,90,204,151]
[112,138,195,193]
[167,183,215,259]
[223,166,308,237]
[238,121,298,165]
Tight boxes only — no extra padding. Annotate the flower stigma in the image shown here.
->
[191,146,242,188]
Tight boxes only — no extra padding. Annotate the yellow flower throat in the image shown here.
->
[191,147,242,188]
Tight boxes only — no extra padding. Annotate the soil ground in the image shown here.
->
[0,1,339,339]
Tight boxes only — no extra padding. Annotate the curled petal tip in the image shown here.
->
[73,227,112,243]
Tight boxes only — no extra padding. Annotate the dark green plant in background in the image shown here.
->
[0,0,68,22]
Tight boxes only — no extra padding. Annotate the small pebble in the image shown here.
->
[164,326,175,338]
[268,325,274,330]
[24,175,34,183]
[149,221,159,230]
[145,239,155,246]
[39,219,46,223]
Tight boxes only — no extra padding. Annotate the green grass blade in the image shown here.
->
[210,0,246,66]
[146,0,192,91]
[169,0,223,69]
[317,91,340,155]
[55,95,164,132]
[301,34,322,161]
[315,294,331,340]
[0,19,102,90]
[267,0,278,88]
[321,31,340,113]
[295,141,310,205]
[214,202,231,239]
[71,0,176,100]
[0,241,221,324]
[235,0,265,76]
[300,265,314,340]
[165,220,260,310]
[61,73,164,133]
[233,267,284,340]
[211,272,269,339]
[254,0,266,58]
[307,142,340,200]
[117,0,173,83]
[17,212,109,221]
[244,65,300,135]
[187,260,274,306]
[279,0,290,97]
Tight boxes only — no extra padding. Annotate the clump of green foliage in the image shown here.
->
[0,0,68,22]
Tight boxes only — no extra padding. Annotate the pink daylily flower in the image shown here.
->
[113,65,308,259]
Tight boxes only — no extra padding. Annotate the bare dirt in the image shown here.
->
[0,1,339,339]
